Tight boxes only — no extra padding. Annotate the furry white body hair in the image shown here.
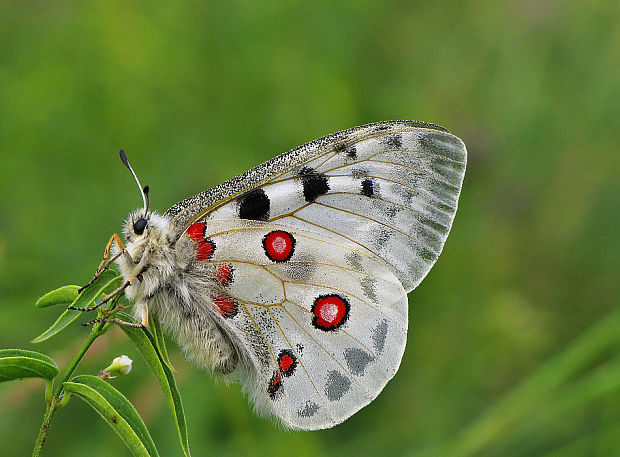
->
[114,210,240,375]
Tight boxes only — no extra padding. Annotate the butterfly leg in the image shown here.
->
[69,279,133,312]
[79,234,134,293]
[81,317,143,328]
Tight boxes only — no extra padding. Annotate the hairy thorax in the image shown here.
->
[114,209,239,374]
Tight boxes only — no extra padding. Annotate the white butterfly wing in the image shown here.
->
[167,121,466,291]
[165,121,466,429]
[195,219,407,429]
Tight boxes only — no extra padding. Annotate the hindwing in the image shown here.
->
[183,219,407,429]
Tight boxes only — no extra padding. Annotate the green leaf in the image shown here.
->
[0,349,59,382]
[64,375,159,457]
[148,313,175,373]
[118,312,191,457]
[31,309,82,344]
[32,270,123,343]
[36,285,80,308]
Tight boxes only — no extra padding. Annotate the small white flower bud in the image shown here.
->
[101,355,133,378]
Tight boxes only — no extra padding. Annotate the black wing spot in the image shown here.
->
[375,125,390,131]
[301,171,330,202]
[346,146,357,158]
[361,178,374,197]
[384,134,402,148]
[333,142,357,158]
[334,142,347,153]
[238,188,270,221]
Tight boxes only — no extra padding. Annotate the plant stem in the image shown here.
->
[31,322,106,457]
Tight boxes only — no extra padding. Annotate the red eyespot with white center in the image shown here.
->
[311,294,350,331]
[212,295,238,318]
[262,230,295,262]
[277,349,297,377]
[187,222,206,241]
[196,239,216,261]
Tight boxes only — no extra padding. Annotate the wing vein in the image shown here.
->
[312,201,442,245]
[277,303,373,397]
[264,307,334,422]
[238,302,294,421]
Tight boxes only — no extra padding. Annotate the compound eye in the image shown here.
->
[133,218,147,235]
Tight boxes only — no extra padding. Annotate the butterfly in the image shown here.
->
[95,120,466,430]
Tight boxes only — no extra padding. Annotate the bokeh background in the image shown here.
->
[1,1,618,456]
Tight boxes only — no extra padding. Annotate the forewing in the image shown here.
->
[166,120,466,291]
[193,219,407,430]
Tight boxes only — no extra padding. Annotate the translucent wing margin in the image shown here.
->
[166,120,467,291]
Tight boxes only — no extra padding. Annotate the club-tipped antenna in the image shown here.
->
[143,185,150,213]
[119,149,148,213]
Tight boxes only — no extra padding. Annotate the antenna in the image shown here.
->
[119,149,148,213]
[143,185,150,213]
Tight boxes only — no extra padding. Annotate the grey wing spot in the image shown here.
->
[297,400,320,418]
[372,228,392,249]
[351,167,369,178]
[283,259,317,281]
[345,252,364,271]
[371,319,388,353]
[383,133,402,148]
[396,186,417,206]
[343,348,375,376]
[360,276,378,303]
[325,370,352,401]
[382,203,400,219]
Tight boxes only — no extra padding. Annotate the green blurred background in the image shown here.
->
[1,1,618,456]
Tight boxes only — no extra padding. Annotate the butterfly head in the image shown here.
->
[120,184,165,245]
[115,151,177,299]
[121,207,171,245]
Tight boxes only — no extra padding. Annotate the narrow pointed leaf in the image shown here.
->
[64,375,159,457]
[33,270,123,343]
[0,349,59,382]
[31,309,82,344]
[148,313,175,373]
[118,312,190,457]
[36,285,80,308]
